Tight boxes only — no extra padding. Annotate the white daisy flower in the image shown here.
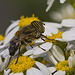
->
[4,55,51,75]
[0,14,62,58]
[46,0,66,12]
[50,4,75,22]
[47,49,75,75]
[47,59,69,75]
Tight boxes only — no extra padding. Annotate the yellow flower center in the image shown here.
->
[45,30,63,43]
[55,60,70,72]
[8,55,35,73]
[0,35,4,41]
[18,14,40,27]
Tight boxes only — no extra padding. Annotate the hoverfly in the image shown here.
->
[9,21,47,64]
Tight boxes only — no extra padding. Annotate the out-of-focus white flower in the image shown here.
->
[50,4,75,22]
[68,50,75,68]
[46,0,66,12]
[4,56,51,75]
[0,55,10,71]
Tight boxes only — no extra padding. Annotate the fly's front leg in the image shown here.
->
[41,37,45,41]
[41,34,54,41]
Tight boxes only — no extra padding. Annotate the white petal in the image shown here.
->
[70,27,75,31]
[62,30,75,41]
[61,19,75,27]
[0,45,7,51]
[73,55,75,67]
[23,50,34,56]
[70,50,74,57]
[46,0,55,12]
[51,45,65,61]
[35,61,52,75]
[43,23,59,36]
[33,42,52,55]
[1,48,9,58]
[54,70,65,75]
[60,0,66,3]
[9,72,24,75]
[47,51,58,65]
[4,69,11,75]
[0,41,3,45]
[68,56,73,68]
[35,38,44,43]
[4,26,20,45]
[48,67,56,73]
[5,20,19,36]
[44,22,62,28]
[0,56,10,71]
[30,54,42,59]
[0,55,2,66]
[26,67,44,75]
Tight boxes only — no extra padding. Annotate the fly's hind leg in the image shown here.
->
[8,56,12,66]
[35,43,46,51]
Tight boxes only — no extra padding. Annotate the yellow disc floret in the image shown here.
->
[55,60,70,72]
[18,14,40,27]
[8,55,35,73]
[45,30,63,43]
[0,35,4,41]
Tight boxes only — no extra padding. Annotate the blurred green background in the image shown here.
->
[0,0,66,34]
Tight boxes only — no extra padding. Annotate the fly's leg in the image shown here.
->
[30,45,33,48]
[35,43,46,51]
[41,37,45,41]
[41,34,54,41]
[15,45,21,64]
[8,57,12,66]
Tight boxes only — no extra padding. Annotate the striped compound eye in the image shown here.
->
[31,21,45,33]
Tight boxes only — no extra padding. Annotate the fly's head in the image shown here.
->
[9,37,20,56]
